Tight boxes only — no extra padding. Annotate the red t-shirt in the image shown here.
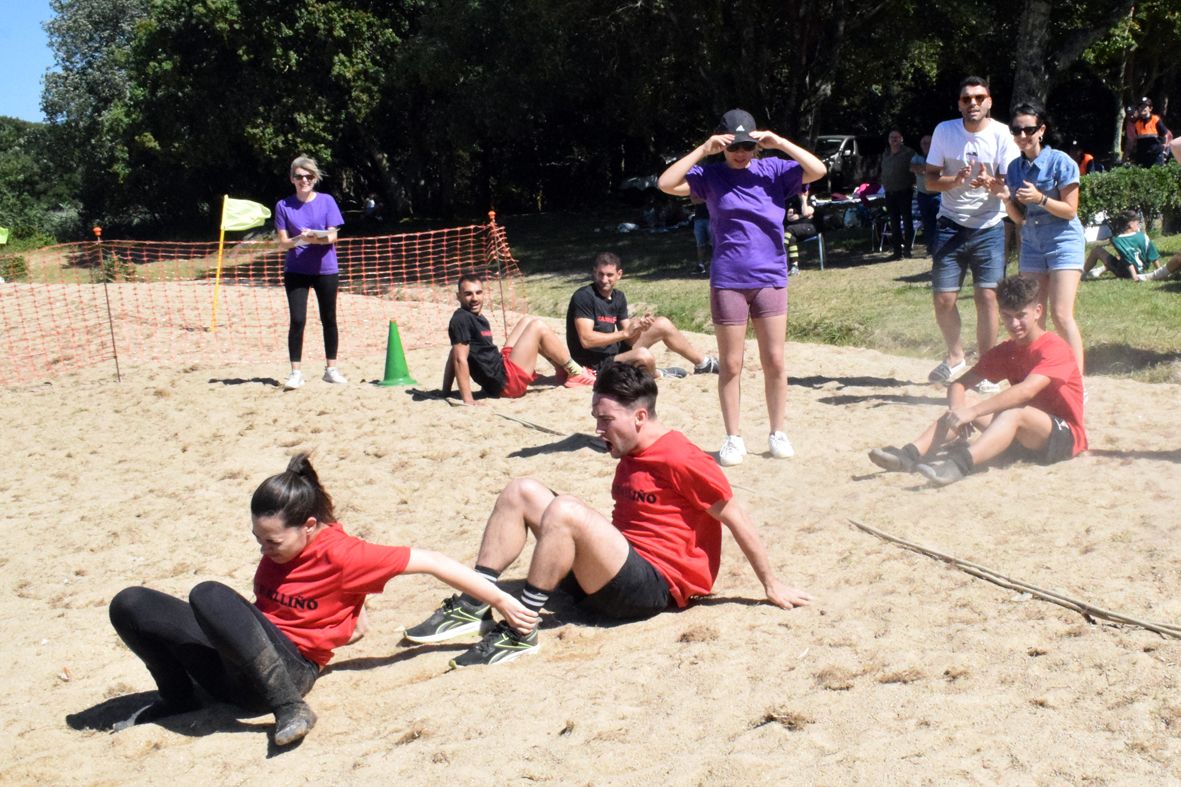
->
[611,430,733,607]
[972,331,1088,455]
[253,523,410,666]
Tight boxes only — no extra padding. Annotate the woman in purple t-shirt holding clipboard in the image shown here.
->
[274,156,346,391]
[659,109,826,467]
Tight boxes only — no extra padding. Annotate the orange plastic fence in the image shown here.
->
[0,215,527,384]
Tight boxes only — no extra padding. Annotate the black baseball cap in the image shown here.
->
[718,109,757,144]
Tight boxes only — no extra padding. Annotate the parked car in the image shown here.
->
[815,134,886,193]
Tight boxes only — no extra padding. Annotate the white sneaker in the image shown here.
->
[769,431,795,458]
[974,379,1001,394]
[283,370,304,390]
[322,367,348,384]
[718,435,747,467]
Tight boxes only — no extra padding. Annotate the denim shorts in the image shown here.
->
[931,218,1005,292]
[693,217,712,248]
[1018,218,1085,274]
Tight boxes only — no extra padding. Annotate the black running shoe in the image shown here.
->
[449,623,539,668]
[916,459,965,487]
[404,595,493,644]
[273,701,317,747]
[868,446,917,473]
[657,367,688,379]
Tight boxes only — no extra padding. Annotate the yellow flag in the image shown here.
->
[220,196,271,231]
[0,227,9,245]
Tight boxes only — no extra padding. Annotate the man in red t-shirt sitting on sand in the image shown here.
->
[406,362,812,667]
[869,276,1086,486]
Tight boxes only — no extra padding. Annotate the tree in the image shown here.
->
[0,117,80,239]
[41,0,149,229]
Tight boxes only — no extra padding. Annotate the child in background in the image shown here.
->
[1083,210,1160,281]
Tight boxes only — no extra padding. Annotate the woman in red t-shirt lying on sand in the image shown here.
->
[107,453,537,747]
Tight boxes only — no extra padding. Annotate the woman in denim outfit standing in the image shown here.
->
[992,102,1086,374]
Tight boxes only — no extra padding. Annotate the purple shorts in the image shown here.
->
[710,287,788,325]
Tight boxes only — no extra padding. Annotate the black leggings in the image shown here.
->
[284,271,340,363]
[108,581,318,713]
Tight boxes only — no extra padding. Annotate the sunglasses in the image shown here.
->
[959,94,989,105]
[727,141,757,152]
[1009,125,1042,137]
[293,173,316,182]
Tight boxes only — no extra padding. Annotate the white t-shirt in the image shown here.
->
[926,118,1019,229]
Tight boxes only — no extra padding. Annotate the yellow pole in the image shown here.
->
[210,195,227,331]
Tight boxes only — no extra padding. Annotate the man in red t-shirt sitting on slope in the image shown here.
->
[405,362,812,667]
[869,276,1086,486]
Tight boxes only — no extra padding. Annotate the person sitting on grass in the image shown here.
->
[107,454,538,747]
[1082,210,1161,281]
[404,362,811,668]
[565,251,720,380]
[868,276,1086,486]
[444,273,595,405]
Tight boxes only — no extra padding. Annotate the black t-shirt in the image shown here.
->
[565,284,629,369]
[448,308,505,395]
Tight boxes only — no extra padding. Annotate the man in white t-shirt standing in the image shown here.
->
[923,76,1020,389]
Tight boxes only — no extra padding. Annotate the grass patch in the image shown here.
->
[500,207,1181,384]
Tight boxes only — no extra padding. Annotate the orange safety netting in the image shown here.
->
[0,214,527,384]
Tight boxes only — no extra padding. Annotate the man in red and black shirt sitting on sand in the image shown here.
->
[407,362,812,666]
[869,276,1086,486]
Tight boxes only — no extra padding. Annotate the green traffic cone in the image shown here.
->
[379,320,417,386]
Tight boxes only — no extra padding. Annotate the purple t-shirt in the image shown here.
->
[274,193,345,275]
[686,157,803,288]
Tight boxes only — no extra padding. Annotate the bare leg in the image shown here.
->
[933,291,964,364]
[524,495,630,592]
[967,407,1053,466]
[472,478,558,572]
[1045,270,1084,373]
[1083,246,1112,275]
[611,346,657,376]
[631,316,706,367]
[505,318,571,376]
[751,313,788,434]
[973,287,999,355]
[714,323,748,436]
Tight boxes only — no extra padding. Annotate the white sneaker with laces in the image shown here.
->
[718,435,747,467]
[769,431,795,458]
[283,370,304,390]
[323,367,348,384]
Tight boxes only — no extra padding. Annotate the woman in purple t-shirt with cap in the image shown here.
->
[274,155,346,391]
[658,109,826,467]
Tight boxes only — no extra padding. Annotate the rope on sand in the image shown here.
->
[849,518,1181,640]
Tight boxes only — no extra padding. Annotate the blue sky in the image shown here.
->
[0,0,54,122]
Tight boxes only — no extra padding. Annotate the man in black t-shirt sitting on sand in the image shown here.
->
[565,252,719,380]
[445,274,595,404]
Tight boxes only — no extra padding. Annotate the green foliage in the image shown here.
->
[0,117,81,240]
[34,0,1181,226]
[1077,163,1181,225]
[0,254,29,281]
[92,252,138,282]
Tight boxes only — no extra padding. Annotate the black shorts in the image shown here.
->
[1039,416,1075,465]
[560,544,671,620]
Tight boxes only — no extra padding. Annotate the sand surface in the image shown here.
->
[3,332,1180,784]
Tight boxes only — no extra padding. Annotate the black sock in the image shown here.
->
[519,583,550,616]
[459,565,502,607]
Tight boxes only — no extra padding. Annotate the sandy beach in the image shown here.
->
[3,329,1180,784]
